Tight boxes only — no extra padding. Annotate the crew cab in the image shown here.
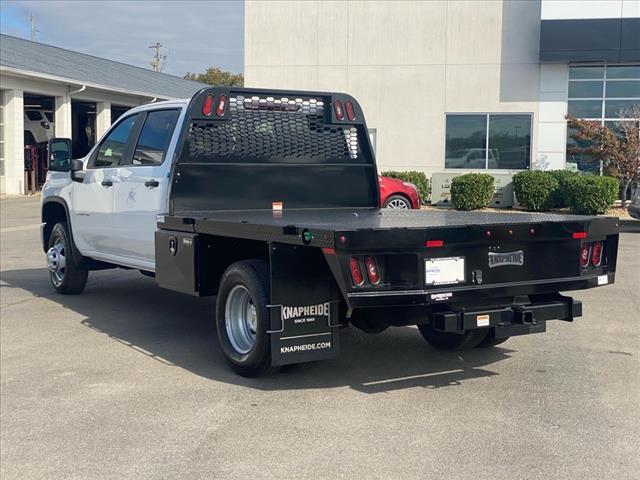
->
[41,87,619,377]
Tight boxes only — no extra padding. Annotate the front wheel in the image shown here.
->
[47,222,89,294]
[418,324,489,351]
[215,260,276,377]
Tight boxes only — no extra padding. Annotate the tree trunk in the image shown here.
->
[621,178,631,208]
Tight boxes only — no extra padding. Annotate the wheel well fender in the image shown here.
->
[41,197,84,265]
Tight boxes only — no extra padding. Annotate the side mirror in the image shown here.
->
[70,159,86,183]
[47,138,72,172]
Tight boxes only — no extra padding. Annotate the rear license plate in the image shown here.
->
[425,257,465,285]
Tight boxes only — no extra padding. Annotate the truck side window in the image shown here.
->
[130,109,179,166]
[92,114,140,168]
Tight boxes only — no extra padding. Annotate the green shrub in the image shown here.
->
[450,173,494,211]
[381,170,430,203]
[512,170,559,211]
[548,170,579,208]
[565,175,619,215]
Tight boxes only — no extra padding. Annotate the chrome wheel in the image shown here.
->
[386,198,410,209]
[47,237,66,287]
[225,285,257,354]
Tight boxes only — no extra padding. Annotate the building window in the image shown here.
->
[445,114,531,170]
[567,64,640,172]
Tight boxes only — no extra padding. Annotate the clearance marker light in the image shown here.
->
[345,101,356,121]
[216,94,228,117]
[573,232,587,239]
[334,100,344,120]
[425,240,444,248]
[202,94,214,116]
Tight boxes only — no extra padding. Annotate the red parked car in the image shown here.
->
[379,176,421,209]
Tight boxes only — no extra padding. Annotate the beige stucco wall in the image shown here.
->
[245,0,542,176]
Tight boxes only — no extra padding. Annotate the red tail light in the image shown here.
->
[364,256,380,285]
[345,101,356,121]
[349,256,364,286]
[591,241,603,266]
[580,243,591,268]
[216,94,227,117]
[202,94,214,116]
[334,100,344,120]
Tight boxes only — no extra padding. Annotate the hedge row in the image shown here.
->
[380,171,430,203]
[513,170,618,215]
[381,170,618,215]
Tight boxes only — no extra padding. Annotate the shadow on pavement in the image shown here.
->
[1,267,514,393]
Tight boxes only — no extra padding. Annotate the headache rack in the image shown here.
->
[168,87,379,213]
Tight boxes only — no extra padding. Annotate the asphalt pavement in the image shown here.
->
[1,195,638,480]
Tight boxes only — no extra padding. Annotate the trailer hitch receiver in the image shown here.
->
[512,306,535,324]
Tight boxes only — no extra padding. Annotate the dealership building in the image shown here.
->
[0,34,205,195]
[245,0,640,178]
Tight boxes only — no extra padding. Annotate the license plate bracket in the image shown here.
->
[425,256,465,286]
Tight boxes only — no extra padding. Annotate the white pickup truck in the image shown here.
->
[41,87,619,376]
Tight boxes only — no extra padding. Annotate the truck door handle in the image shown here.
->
[145,179,159,188]
[101,179,113,187]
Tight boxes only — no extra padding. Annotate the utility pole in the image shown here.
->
[30,13,39,41]
[148,42,167,72]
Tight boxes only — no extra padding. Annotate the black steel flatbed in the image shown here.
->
[159,208,617,250]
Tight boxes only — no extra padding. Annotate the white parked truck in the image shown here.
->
[41,87,619,376]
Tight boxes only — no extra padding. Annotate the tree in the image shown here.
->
[184,67,244,87]
[566,108,640,207]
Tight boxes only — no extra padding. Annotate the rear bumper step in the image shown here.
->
[432,295,582,338]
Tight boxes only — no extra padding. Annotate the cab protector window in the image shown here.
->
[131,109,180,166]
[93,114,140,167]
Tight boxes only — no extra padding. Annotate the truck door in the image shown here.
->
[112,109,181,265]
[72,113,143,256]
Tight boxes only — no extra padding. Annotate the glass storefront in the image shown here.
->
[567,64,640,173]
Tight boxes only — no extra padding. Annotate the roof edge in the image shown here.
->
[0,33,207,89]
[0,66,179,100]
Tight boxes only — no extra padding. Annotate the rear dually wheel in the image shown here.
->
[215,260,276,377]
[418,324,489,351]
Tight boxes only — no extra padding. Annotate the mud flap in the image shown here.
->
[268,243,341,366]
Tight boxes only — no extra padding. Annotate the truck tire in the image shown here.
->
[476,329,510,348]
[383,195,412,209]
[47,222,89,294]
[215,260,276,377]
[417,324,489,351]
